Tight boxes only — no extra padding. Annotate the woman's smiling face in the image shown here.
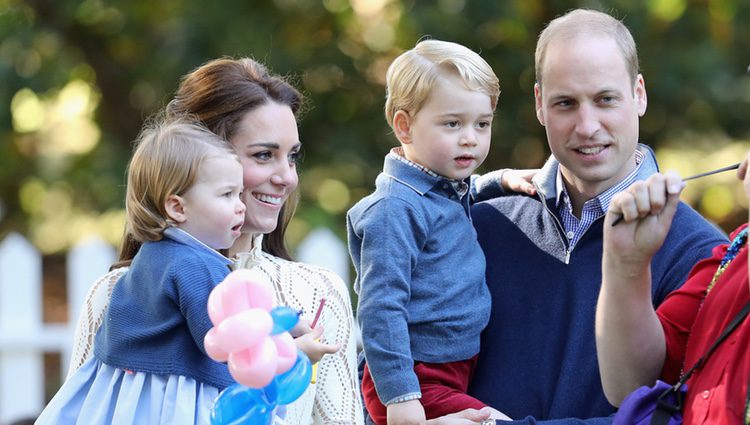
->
[229,100,301,237]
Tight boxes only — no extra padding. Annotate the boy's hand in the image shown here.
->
[501,168,537,195]
[387,399,426,425]
[293,325,340,363]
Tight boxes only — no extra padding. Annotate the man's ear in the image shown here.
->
[534,83,546,126]
[165,194,187,224]
[634,73,648,117]
[392,110,413,144]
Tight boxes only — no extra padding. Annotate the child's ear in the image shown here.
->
[165,194,187,224]
[393,110,413,144]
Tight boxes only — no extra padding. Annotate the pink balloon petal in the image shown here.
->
[204,327,229,362]
[207,284,225,325]
[228,337,278,388]
[243,280,274,311]
[219,279,252,318]
[272,332,296,374]
[215,309,273,353]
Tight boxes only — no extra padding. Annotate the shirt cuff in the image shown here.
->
[385,391,422,406]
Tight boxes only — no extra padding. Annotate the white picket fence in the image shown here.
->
[0,228,350,424]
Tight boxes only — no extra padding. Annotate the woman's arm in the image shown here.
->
[312,269,364,424]
[66,267,127,378]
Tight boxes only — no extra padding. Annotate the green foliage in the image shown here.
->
[1,0,749,252]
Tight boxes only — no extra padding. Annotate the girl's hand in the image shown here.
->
[501,168,537,195]
[290,318,313,338]
[293,325,340,363]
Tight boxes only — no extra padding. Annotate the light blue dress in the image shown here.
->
[36,228,228,424]
[35,357,219,424]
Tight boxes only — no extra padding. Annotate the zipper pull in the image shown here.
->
[564,249,571,264]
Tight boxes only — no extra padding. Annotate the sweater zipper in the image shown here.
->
[537,185,572,264]
[557,213,610,264]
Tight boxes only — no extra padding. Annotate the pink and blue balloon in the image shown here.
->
[205,270,312,425]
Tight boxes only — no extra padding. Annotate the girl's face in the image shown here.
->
[174,154,246,249]
[229,101,301,238]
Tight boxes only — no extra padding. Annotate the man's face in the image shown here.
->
[535,35,647,198]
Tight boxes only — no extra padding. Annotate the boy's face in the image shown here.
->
[395,72,494,180]
[173,154,246,249]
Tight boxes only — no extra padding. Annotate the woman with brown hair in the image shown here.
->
[66,57,363,424]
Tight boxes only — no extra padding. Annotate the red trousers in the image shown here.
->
[361,355,486,425]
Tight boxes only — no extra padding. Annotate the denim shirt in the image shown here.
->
[347,153,491,405]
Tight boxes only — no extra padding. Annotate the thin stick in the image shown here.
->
[309,297,327,385]
[611,162,741,226]
[311,297,326,329]
[681,162,741,181]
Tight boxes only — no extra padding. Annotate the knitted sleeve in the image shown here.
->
[311,267,364,424]
[349,197,427,404]
[169,255,230,354]
[66,267,127,378]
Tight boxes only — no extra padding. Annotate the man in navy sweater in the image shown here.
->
[467,9,728,424]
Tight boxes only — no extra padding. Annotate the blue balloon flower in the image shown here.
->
[270,306,300,335]
[265,351,312,405]
[210,384,276,425]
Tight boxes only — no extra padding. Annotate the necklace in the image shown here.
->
[706,227,748,294]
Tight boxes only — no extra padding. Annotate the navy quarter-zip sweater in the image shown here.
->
[468,145,727,424]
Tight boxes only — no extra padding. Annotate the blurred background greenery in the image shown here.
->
[1,0,749,257]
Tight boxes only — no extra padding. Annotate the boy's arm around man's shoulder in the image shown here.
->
[471,169,538,203]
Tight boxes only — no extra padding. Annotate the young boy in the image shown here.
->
[347,39,509,425]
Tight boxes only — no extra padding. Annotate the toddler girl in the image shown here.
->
[36,116,246,424]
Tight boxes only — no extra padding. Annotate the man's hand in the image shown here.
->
[598,171,681,405]
[605,171,683,267]
[387,399,426,425]
[426,407,495,424]
[737,151,750,206]
[736,151,750,284]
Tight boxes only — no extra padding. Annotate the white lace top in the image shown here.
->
[67,235,364,424]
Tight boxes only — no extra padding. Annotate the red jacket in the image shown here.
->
[658,224,750,424]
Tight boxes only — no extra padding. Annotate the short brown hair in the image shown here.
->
[535,9,639,88]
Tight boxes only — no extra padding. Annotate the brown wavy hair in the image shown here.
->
[114,57,303,268]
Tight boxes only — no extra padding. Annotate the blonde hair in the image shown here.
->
[125,116,238,243]
[384,39,500,127]
[535,9,639,88]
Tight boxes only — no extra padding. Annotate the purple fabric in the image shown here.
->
[613,380,685,425]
